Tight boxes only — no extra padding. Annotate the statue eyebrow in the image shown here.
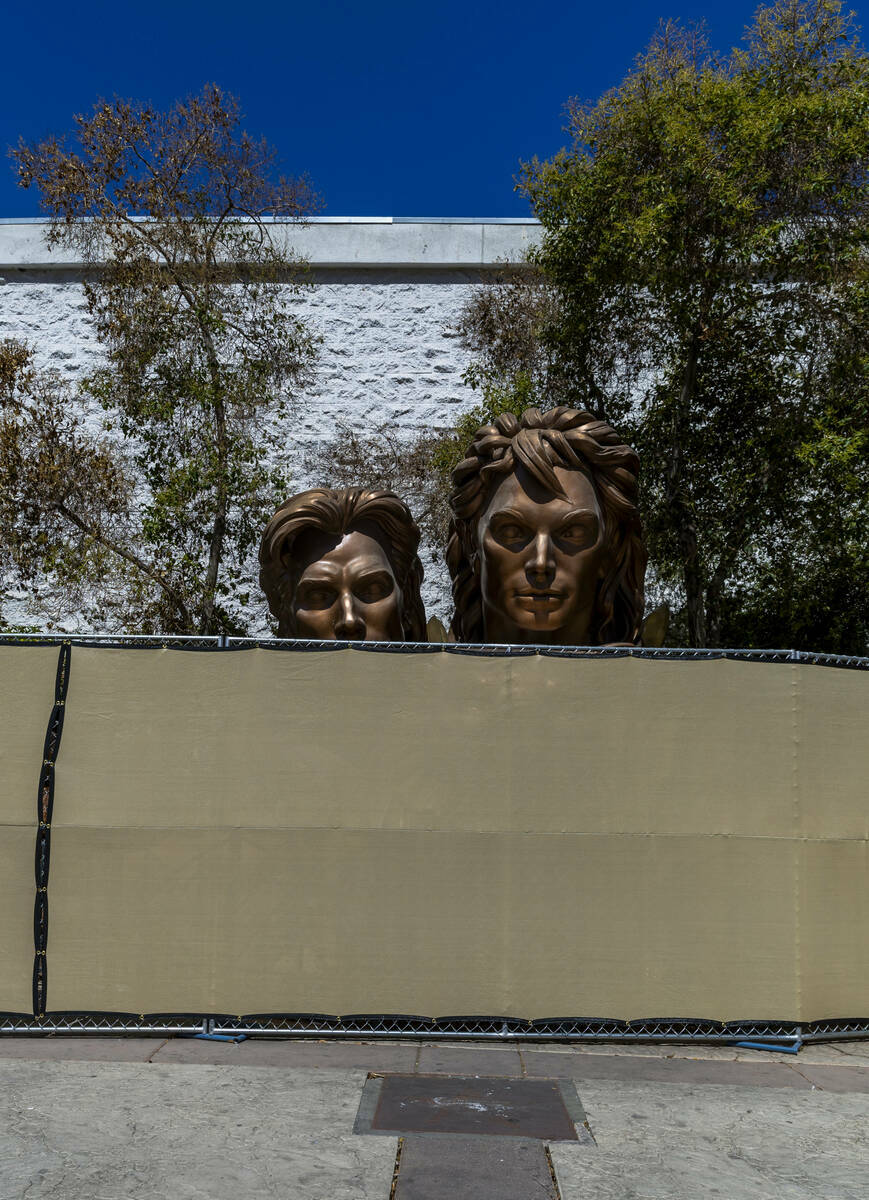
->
[557,508,599,524]
[489,508,529,522]
[354,568,394,582]
[298,562,341,581]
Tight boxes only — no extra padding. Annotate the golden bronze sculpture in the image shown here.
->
[447,406,646,645]
[260,488,426,641]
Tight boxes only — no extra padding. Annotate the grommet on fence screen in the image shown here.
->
[32,642,71,1017]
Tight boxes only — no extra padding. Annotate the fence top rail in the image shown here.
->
[0,634,866,670]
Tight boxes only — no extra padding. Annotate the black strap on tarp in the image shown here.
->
[32,642,71,1017]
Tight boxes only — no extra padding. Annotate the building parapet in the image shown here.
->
[0,217,541,272]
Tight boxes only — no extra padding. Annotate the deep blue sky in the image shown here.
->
[2,1,865,218]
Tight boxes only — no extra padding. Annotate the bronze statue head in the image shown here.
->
[447,406,646,645]
[259,487,426,641]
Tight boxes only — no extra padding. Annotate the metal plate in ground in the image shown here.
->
[355,1074,583,1140]
[394,1136,558,1200]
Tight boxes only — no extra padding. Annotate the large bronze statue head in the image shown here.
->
[260,488,426,641]
[447,406,646,645]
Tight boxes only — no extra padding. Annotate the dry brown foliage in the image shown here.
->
[7,86,321,633]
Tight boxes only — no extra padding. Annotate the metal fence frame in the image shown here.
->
[1,632,867,670]
[2,634,867,1043]
[2,1012,869,1044]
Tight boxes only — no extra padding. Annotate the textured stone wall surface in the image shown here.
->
[0,268,488,627]
[0,218,543,629]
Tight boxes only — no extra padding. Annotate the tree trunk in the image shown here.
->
[683,541,706,647]
[705,499,759,648]
[705,568,728,648]
[199,387,227,636]
[666,334,706,646]
[198,298,228,636]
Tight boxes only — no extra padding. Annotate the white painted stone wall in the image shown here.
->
[0,219,540,629]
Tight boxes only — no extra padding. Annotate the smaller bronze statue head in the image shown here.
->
[447,406,646,645]
[259,487,426,642]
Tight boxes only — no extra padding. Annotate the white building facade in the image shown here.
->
[0,218,540,626]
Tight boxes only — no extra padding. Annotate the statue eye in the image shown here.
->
[355,575,394,603]
[298,585,336,610]
[559,521,595,545]
[497,522,526,542]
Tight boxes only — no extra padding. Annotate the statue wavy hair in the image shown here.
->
[259,487,426,640]
[446,406,646,644]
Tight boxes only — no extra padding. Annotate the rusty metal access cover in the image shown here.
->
[356,1074,582,1140]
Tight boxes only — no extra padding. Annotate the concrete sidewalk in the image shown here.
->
[0,1037,867,1199]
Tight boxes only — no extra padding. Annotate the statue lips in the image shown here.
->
[514,590,568,617]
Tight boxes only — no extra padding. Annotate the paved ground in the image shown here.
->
[0,1036,867,1199]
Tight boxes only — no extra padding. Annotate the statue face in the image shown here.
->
[475,464,607,645]
[290,528,404,641]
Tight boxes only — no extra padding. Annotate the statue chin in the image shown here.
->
[483,598,593,646]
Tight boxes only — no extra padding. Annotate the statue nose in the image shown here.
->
[526,533,556,585]
[334,591,366,641]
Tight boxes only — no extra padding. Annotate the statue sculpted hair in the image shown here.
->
[259,487,426,640]
[447,406,646,644]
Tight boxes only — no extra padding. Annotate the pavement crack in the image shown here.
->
[543,1144,562,1198]
[787,1062,824,1089]
[146,1037,170,1062]
[824,1043,869,1061]
[389,1137,404,1200]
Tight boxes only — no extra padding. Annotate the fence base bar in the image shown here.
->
[1,1014,865,1043]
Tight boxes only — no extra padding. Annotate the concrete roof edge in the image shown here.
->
[0,218,541,270]
[0,215,539,225]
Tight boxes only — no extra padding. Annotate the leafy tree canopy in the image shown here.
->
[459,0,869,652]
[4,85,320,634]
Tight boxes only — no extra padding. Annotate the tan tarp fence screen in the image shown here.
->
[3,645,868,1019]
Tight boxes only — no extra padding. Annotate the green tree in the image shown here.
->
[460,0,869,652]
[0,339,154,630]
[718,281,869,650]
[7,85,319,633]
[302,384,533,560]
